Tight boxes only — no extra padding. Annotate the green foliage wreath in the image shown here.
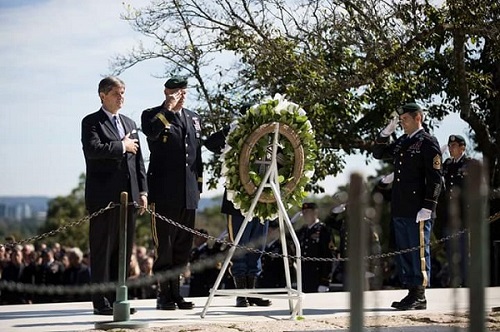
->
[221,94,317,221]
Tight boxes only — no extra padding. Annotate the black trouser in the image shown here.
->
[151,203,195,272]
[88,204,136,309]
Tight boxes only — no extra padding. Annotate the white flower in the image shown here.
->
[298,108,307,116]
[305,170,315,178]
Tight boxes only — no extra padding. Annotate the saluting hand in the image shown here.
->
[165,90,183,111]
[123,133,139,154]
[381,116,399,137]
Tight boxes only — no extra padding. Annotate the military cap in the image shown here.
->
[397,102,423,115]
[302,202,318,210]
[164,76,188,89]
[448,134,466,146]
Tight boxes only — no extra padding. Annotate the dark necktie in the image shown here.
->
[113,115,125,139]
[176,111,186,129]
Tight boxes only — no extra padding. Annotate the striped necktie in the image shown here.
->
[113,115,125,139]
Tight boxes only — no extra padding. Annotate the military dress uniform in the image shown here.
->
[141,78,203,310]
[437,134,472,286]
[372,105,442,310]
[296,219,334,293]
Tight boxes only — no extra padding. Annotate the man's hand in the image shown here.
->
[138,195,147,215]
[416,208,432,223]
[381,116,399,137]
[123,133,139,154]
[381,172,394,184]
[165,89,184,111]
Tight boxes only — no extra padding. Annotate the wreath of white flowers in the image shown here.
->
[221,94,317,221]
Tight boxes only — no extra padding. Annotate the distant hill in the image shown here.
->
[0,196,51,214]
[0,195,221,215]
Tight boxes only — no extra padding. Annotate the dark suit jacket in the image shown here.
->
[141,104,203,209]
[81,108,147,209]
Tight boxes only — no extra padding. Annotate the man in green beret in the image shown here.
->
[141,76,203,310]
[372,102,442,310]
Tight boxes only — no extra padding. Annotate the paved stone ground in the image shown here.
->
[1,288,499,332]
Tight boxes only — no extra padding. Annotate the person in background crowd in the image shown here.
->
[136,256,157,299]
[258,220,292,289]
[33,249,65,303]
[141,76,203,311]
[372,102,442,310]
[63,247,91,302]
[296,202,334,293]
[323,192,349,288]
[0,245,27,304]
[436,134,473,287]
[81,76,148,315]
[188,229,220,297]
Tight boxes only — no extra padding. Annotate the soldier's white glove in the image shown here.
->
[440,144,448,154]
[317,285,329,293]
[416,208,432,223]
[381,117,399,137]
[381,172,394,184]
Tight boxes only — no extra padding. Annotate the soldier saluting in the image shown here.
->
[372,103,442,310]
[141,76,203,311]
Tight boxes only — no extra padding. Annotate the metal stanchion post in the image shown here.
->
[466,161,488,332]
[95,192,148,330]
[347,173,366,332]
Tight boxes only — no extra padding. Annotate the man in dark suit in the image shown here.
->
[372,102,442,310]
[81,76,148,315]
[141,76,203,310]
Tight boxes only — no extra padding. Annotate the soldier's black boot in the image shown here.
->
[246,276,272,307]
[170,277,194,310]
[234,276,249,307]
[156,282,176,310]
[392,286,427,310]
[391,288,413,309]
[397,286,427,311]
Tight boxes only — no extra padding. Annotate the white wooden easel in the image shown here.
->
[201,123,304,319]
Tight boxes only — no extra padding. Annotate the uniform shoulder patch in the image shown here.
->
[433,154,441,170]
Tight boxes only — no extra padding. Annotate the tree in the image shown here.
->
[38,174,89,250]
[114,0,500,197]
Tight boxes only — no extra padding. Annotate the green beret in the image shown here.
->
[448,134,466,146]
[164,76,188,89]
[397,102,423,115]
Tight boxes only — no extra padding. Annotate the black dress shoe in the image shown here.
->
[236,297,248,307]
[248,297,272,306]
[397,297,427,310]
[94,307,137,315]
[175,297,194,310]
[157,301,177,310]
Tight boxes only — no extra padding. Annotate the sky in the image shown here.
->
[0,0,472,199]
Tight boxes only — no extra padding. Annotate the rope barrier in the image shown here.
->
[0,201,499,295]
